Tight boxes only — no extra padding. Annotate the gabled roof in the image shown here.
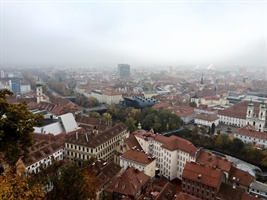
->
[235,124,267,141]
[229,166,255,187]
[154,182,178,200]
[121,149,155,165]
[175,192,201,200]
[196,149,232,172]
[87,160,122,190]
[217,182,246,200]
[125,134,143,150]
[65,123,128,148]
[105,166,150,197]
[195,113,219,122]
[182,162,223,189]
[161,136,198,156]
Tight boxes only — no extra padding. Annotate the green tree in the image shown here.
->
[88,112,101,118]
[189,101,197,107]
[231,138,244,155]
[47,165,96,200]
[0,168,44,200]
[125,117,136,133]
[87,97,99,107]
[0,90,43,165]
[211,123,215,134]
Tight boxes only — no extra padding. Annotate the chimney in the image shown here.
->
[76,132,78,140]
[198,174,202,181]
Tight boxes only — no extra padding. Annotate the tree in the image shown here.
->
[189,101,197,108]
[231,138,244,155]
[47,165,96,200]
[87,97,99,107]
[0,168,44,200]
[125,117,136,133]
[88,111,101,118]
[211,123,215,134]
[0,89,43,165]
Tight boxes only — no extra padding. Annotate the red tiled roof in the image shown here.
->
[161,136,198,156]
[125,134,143,150]
[229,166,255,187]
[217,182,246,200]
[182,162,223,189]
[235,124,267,141]
[196,149,232,172]
[121,149,155,165]
[175,192,201,200]
[218,101,266,119]
[103,90,122,96]
[195,113,219,121]
[105,166,150,197]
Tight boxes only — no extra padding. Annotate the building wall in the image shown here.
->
[234,133,267,148]
[25,149,64,174]
[120,158,156,178]
[194,118,219,127]
[65,129,129,163]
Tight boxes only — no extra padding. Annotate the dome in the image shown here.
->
[36,81,42,87]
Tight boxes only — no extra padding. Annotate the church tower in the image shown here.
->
[246,99,254,119]
[200,73,204,85]
[36,78,43,104]
[259,100,266,121]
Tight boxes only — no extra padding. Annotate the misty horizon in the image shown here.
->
[0,1,266,68]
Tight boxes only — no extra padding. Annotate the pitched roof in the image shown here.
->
[195,113,219,121]
[229,166,255,187]
[65,123,128,148]
[154,182,178,200]
[196,149,232,172]
[235,124,267,141]
[105,166,150,197]
[182,162,223,189]
[87,160,122,190]
[125,134,143,150]
[121,149,155,165]
[218,101,266,119]
[217,182,246,200]
[161,136,198,156]
[175,192,201,200]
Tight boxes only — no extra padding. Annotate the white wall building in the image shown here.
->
[34,113,78,135]
[133,130,199,180]
[234,124,267,149]
[120,149,156,178]
[218,101,266,132]
[194,113,219,127]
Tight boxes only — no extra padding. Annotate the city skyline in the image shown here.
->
[0,1,266,68]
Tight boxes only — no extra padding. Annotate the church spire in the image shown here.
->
[200,73,204,85]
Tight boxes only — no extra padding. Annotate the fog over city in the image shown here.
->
[0,1,266,68]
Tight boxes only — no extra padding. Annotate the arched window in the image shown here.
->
[253,121,256,126]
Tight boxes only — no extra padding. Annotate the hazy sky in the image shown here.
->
[0,0,266,68]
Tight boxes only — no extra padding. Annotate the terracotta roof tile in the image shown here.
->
[229,166,255,187]
[196,149,232,172]
[195,113,219,121]
[182,162,223,188]
[105,166,150,197]
[161,136,198,156]
[235,124,267,141]
[121,149,155,165]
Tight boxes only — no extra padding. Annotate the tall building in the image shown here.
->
[118,64,130,79]
[9,78,21,94]
[36,78,43,103]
